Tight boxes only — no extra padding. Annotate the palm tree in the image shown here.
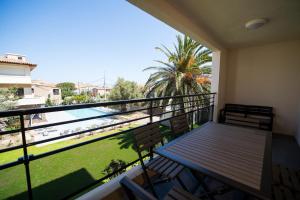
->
[144,35,212,109]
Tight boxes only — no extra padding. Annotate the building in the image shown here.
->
[75,82,111,97]
[0,53,44,108]
[31,80,62,105]
[92,87,111,97]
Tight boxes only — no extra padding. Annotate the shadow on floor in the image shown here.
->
[272,133,300,169]
[8,168,96,200]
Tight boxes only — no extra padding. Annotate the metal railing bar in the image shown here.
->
[20,114,33,199]
[0,105,205,170]
[151,98,213,109]
[0,99,212,136]
[0,159,24,170]
[0,104,212,169]
[0,106,210,170]
[26,115,150,147]
[26,96,214,132]
[29,106,211,161]
[25,107,149,131]
[27,102,212,147]
[0,129,21,136]
[30,123,153,160]
[0,93,215,117]
[153,103,213,116]
[0,144,24,154]
[156,107,209,124]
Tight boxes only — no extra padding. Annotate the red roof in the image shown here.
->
[0,57,37,68]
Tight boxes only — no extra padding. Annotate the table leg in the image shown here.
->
[191,170,216,200]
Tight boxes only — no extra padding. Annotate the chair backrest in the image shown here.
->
[132,123,163,153]
[120,176,157,200]
[170,114,190,136]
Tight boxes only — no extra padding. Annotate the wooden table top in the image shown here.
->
[155,122,272,199]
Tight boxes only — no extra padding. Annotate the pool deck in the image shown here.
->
[32,109,118,146]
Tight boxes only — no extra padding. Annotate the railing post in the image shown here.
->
[149,100,153,123]
[210,94,215,121]
[20,114,33,199]
[196,96,200,124]
[190,96,194,130]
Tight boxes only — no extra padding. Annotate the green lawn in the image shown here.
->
[0,124,151,200]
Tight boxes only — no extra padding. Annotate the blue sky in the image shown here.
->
[0,0,181,87]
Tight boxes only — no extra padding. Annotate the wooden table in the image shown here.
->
[155,122,272,199]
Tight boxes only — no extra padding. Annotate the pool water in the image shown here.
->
[66,108,109,119]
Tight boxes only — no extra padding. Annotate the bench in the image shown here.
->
[219,103,274,131]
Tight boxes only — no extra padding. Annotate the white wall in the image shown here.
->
[0,64,32,85]
[225,40,300,135]
[32,85,62,105]
[0,64,30,76]
[211,51,227,121]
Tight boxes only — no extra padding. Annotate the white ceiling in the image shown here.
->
[130,0,300,49]
[169,0,300,48]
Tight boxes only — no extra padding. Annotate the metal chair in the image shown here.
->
[272,164,300,200]
[120,176,201,200]
[170,113,190,137]
[132,123,186,196]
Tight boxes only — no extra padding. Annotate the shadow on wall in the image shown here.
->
[8,168,96,200]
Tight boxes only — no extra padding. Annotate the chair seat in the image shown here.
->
[120,176,202,200]
[146,155,184,179]
[164,187,200,200]
[273,165,300,192]
[273,185,298,200]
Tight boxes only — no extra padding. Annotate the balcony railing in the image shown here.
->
[0,93,215,199]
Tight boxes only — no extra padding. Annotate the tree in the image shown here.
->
[56,82,76,99]
[0,88,20,130]
[45,97,53,107]
[102,159,127,180]
[201,66,212,74]
[0,88,19,111]
[72,95,86,104]
[143,35,212,107]
[62,96,73,105]
[109,78,143,111]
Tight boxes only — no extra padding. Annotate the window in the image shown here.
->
[16,88,24,97]
[31,88,34,94]
[53,89,60,95]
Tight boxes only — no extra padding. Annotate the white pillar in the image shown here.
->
[211,50,227,122]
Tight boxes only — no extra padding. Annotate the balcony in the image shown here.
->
[1,93,299,200]
[0,93,216,199]
[1,0,300,199]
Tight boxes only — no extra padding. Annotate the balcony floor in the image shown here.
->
[152,133,300,199]
[272,133,300,169]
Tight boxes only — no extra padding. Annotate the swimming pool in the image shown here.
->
[66,108,110,119]
[35,107,120,146]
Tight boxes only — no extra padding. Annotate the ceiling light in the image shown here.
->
[245,18,268,30]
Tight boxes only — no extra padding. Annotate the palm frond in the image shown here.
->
[144,34,212,98]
